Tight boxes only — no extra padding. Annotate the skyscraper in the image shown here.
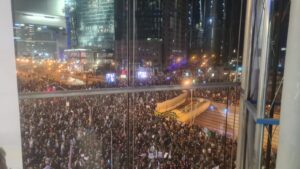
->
[135,0,164,69]
[188,0,205,55]
[162,0,189,67]
[188,0,242,67]
[202,0,226,65]
[66,0,115,50]
[135,0,189,69]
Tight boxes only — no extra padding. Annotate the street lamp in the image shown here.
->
[176,57,182,63]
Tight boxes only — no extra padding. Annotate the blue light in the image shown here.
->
[224,108,229,115]
[137,71,148,79]
[209,105,215,111]
[106,73,116,83]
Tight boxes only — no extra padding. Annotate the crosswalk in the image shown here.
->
[194,109,239,138]
[194,102,280,149]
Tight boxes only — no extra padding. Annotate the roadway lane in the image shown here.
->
[19,82,239,99]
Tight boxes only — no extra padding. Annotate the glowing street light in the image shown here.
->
[191,55,197,60]
[183,79,191,86]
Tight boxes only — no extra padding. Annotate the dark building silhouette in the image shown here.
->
[188,0,205,55]
[188,0,242,66]
[65,0,242,70]
[135,0,189,69]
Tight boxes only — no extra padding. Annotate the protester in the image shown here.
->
[19,89,240,169]
[16,69,235,93]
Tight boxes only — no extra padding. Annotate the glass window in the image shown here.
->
[11,0,243,168]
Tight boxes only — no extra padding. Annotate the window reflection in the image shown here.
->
[13,0,242,168]
[14,0,243,92]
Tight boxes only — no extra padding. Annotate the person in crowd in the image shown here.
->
[19,88,242,169]
[17,70,240,94]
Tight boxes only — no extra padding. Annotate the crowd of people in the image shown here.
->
[17,73,50,93]
[20,90,238,169]
[16,68,236,93]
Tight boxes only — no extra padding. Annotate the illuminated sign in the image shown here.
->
[106,73,116,83]
[137,71,148,79]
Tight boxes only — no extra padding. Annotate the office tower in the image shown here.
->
[162,0,189,68]
[135,0,188,70]
[187,0,227,65]
[135,0,163,70]
[188,0,243,67]
[65,0,121,73]
[202,0,226,65]
[12,0,67,59]
[66,0,115,50]
[14,24,66,59]
[188,0,205,56]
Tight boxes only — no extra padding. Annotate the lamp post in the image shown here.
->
[191,88,195,125]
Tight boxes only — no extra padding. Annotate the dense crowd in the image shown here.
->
[17,74,50,93]
[20,90,237,169]
[16,69,235,93]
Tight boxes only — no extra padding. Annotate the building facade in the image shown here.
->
[66,0,115,50]
[135,0,189,70]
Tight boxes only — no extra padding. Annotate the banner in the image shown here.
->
[155,92,187,113]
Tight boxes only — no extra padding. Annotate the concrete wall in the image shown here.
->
[0,0,23,169]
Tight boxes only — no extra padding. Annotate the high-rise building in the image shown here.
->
[12,0,67,59]
[135,0,189,70]
[14,24,66,59]
[114,0,128,69]
[65,0,189,71]
[135,0,163,69]
[64,0,121,73]
[188,0,242,67]
[66,0,115,50]
[188,0,205,55]
[188,0,224,64]
[162,0,189,67]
